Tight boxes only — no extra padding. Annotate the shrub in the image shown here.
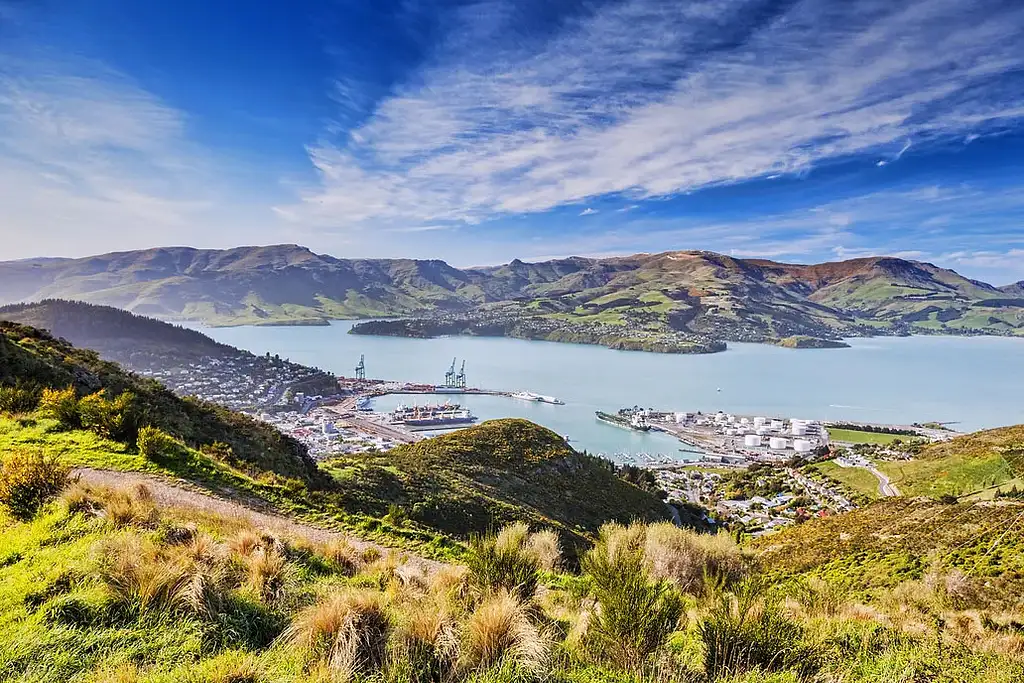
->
[467,523,541,601]
[644,523,747,594]
[282,588,392,678]
[137,425,178,460]
[0,382,40,414]
[79,390,142,443]
[384,503,408,527]
[0,448,71,519]
[37,386,80,428]
[582,524,684,674]
[699,581,815,680]
[461,590,549,678]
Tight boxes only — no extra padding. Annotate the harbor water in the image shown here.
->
[199,322,1024,461]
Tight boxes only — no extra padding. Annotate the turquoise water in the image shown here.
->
[199,322,1024,459]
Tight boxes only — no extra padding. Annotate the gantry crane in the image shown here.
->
[455,360,467,388]
[444,357,457,386]
[355,354,366,381]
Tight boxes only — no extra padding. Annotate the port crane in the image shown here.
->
[444,357,457,386]
[455,360,467,388]
[355,354,366,381]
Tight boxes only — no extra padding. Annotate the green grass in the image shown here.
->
[811,461,881,500]
[877,425,1024,498]
[828,428,907,445]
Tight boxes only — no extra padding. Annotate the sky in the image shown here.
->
[1,0,1023,284]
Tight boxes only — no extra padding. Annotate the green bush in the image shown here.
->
[78,390,142,443]
[582,524,684,674]
[0,382,40,414]
[0,448,71,519]
[699,581,816,680]
[37,386,80,428]
[467,523,541,601]
[137,425,177,460]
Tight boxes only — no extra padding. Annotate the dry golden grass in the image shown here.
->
[318,538,362,576]
[527,529,562,572]
[244,547,290,603]
[460,590,549,677]
[391,596,461,681]
[89,663,141,683]
[643,523,746,594]
[282,588,392,678]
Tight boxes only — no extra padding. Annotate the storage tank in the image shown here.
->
[791,424,807,436]
[771,420,783,430]
[674,412,686,423]
[755,427,769,436]
[744,435,762,447]
[727,415,737,424]
[753,416,767,428]
[740,417,750,426]
[769,437,788,450]
[793,439,812,453]
[724,428,734,436]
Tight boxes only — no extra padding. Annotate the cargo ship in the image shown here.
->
[510,391,565,405]
[595,409,651,431]
[388,402,477,429]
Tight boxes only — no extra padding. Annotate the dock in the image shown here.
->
[323,405,422,444]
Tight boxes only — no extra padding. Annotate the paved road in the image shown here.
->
[74,468,446,574]
[868,466,901,497]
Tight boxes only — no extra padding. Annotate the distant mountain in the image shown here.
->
[1,245,1022,345]
[1000,280,1024,297]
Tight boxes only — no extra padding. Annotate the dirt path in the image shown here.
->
[73,468,447,574]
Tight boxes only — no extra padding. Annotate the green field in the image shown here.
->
[879,452,1015,498]
[827,428,908,445]
[811,460,881,500]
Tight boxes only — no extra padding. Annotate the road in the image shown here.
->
[868,466,902,497]
[73,468,446,574]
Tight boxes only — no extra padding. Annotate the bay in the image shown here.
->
[199,322,1024,459]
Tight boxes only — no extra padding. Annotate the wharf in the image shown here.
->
[324,405,422,444]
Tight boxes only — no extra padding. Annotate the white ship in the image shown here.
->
[510,391,565,405]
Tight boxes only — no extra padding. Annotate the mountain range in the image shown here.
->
[1,244,1022,346]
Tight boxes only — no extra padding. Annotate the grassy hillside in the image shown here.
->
[3,246,1023,345]
[321,419,673,556]
[879,425,1024,498]
[2,480,1022,683]
[0,320,322,484]
[753,496,1024,602]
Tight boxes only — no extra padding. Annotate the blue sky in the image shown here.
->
[1,0,1023,284]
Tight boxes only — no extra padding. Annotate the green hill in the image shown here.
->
[3,245,1022,346]
[322,419,673,554]
[878,425,1024,498]
[0,320,324,484]
[753,496,1024,604]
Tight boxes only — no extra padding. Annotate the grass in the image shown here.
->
[812,461,881,500]
[828,428,907,445]
[877,425,1024,498]
[3,487,1024,683]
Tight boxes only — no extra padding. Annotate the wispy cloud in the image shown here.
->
[0,57,280,259]
[579,207,598,216]
[283,0,1024,228]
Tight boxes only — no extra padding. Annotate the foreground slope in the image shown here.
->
[2,245,1022,343]
[0,320,323,484]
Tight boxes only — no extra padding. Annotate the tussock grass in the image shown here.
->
[467,523,541,601]
[461,590,550,678]
[282,588,392,678]
[643,522,747,594]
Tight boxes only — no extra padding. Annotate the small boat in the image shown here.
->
[510,391,565,405]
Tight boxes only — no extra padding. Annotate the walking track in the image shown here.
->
[73,468,447,574]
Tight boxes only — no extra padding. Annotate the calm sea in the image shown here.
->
[198,322,1024,460]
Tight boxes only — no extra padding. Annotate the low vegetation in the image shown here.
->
[2,470,1022,683]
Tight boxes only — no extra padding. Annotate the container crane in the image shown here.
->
[455,360,467,388]
[444,357,457,386]
[355,354,366,381]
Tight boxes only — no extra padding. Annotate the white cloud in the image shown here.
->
[579,208,598,216]
[0,58,282,259]
[282,0,1024,228]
